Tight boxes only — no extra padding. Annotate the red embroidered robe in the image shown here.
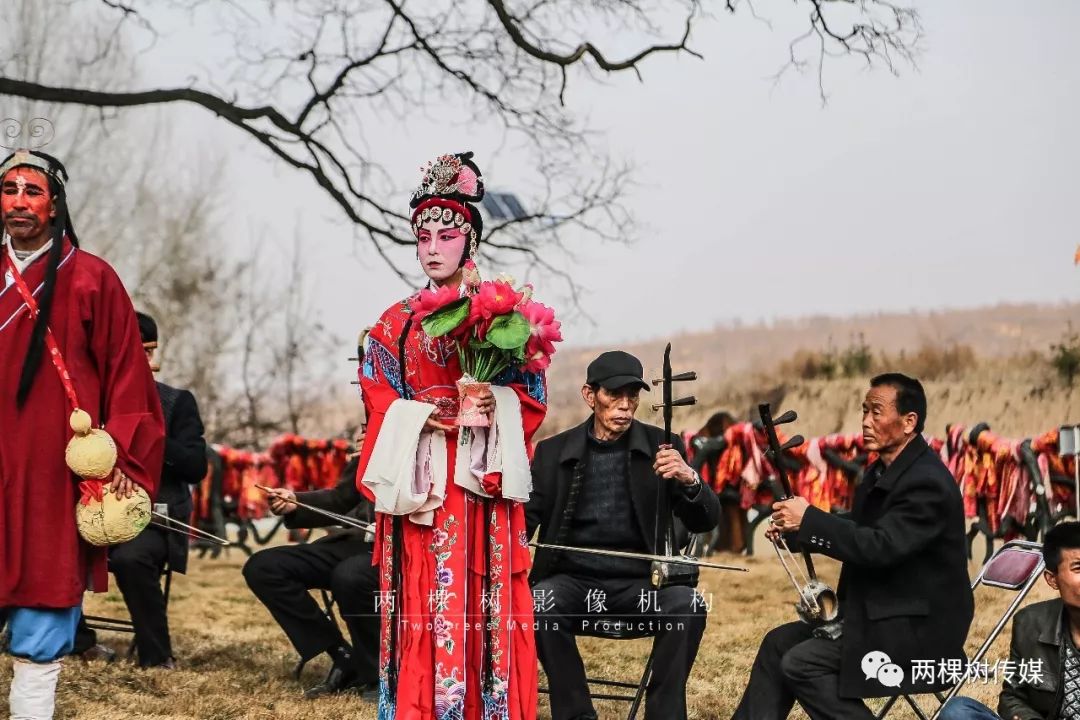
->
[356,295,547,720]
[0,240,164,608]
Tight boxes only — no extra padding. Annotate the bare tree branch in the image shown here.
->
[1,0,922,311]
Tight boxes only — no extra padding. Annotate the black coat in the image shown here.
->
[283,457,374,543]
[998,598,1064,720]
[525,417,721,585]
[797,434,974,698]
[155,382,208,574]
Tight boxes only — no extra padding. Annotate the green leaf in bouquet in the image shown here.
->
[485,311,530,350]
[420,297,470,337]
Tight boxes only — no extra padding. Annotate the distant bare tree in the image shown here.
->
[210,233,344,446]
[277,230,341,435]
[0,0,343,446]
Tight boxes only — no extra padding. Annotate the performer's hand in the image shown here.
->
[473,387,496,418]
[425,408,454,433]
[765,525,783,543]
[770,497,809,534]
[109,468,135,499]
[653,445,697,486]
[267,488,298,515]
[765,521,792,543]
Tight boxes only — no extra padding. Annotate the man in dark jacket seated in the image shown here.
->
[243,452,379,700]
[75,311,208,668]
[939,521,1080,720]
[732,373,974,719]
[526,350,722,720]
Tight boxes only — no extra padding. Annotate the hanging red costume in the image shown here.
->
[0,237,164,608]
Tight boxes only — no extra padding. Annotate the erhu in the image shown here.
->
[649,342,702,587]
[531,343,749,581]
[758,403,841,634]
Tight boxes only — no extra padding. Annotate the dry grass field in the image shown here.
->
[0,529,1055,720]
[8,304,1073,718]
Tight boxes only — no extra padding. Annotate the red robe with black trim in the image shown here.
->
[0,239,164,609]
[356,295,547,720]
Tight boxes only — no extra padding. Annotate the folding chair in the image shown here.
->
[538,619,659,720]
[875,539,1046,720]
[292,589,340,681]
[82,561,174,658]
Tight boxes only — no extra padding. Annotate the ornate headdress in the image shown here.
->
[410,151,485,264]
[0,149,67,187]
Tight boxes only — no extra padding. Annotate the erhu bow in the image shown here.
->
[254,486,376,538]
[150,511,231,546]
[535,344,749,583]
[758,403,841,633]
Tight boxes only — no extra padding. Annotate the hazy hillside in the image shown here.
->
[309,302,1079,443]
[541,302,1080,439]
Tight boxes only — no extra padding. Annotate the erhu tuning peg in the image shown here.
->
[671,371,697,383]
[773,410,798,425]
[781,435,805,451]
[654,396,697,411]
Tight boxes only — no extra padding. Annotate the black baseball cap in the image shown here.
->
[136,311,158,345]
[586,350,650,392]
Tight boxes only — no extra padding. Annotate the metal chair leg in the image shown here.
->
[320,590,337,624]
[876,695,900,719]
[904,693,931,720]
[625,643,657,720]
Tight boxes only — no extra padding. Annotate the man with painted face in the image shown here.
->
[0,150,164,719]
[732,373,973,720]
[355,152,548,719]
[525,350,722,720]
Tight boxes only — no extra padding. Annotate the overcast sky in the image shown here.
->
[112,1,1080,347]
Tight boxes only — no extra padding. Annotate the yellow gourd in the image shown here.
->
[65,409,117,480]
[75,483,151,547]
[66,409,149,546]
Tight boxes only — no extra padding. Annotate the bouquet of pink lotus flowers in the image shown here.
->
[410,261,562,425]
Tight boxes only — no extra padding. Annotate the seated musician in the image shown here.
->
[939,521,1080,720]
[75,311,208,668]
[526,350,721,720]
[732,373,974,720]
[243,450,379,701]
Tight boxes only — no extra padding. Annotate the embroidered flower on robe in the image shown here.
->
[434,615,454,649]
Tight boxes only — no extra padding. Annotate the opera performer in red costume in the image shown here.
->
[0,150,164,720]
[357,152,548,720]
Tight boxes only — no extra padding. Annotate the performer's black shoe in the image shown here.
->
[350,681,379,703]
[79,644,117,663]
[303,662,360,700]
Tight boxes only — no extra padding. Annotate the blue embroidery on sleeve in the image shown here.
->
[494,366,547,406]
[366,337,406,398]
